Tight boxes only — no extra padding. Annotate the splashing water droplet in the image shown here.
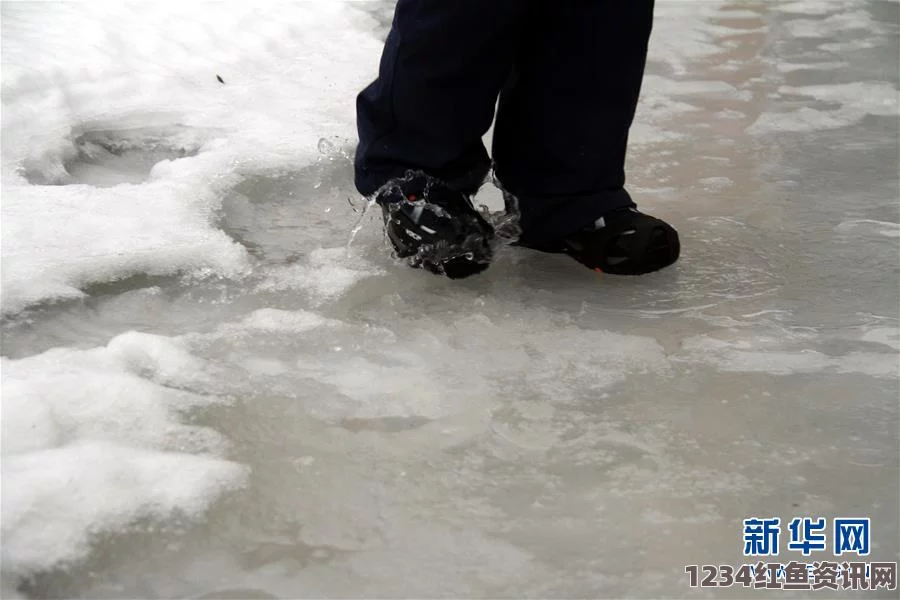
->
[347,197,376,253]
[317,137,335,156]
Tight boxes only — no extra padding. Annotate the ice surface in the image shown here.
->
[1,0,898,598]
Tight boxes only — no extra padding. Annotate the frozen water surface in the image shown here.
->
[1,1,898,598]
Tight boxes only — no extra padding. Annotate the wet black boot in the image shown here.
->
[523,207,680,275]
[377,174,495,279]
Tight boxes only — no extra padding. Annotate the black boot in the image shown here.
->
[376,174,495,279]
[521,207,680,275]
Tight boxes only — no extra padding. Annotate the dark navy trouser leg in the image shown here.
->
[354,0,528,196]
[354,0,655,242]
[493,0,655,242]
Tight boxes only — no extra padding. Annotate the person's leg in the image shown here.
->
[493,0,655,244]
[355,0,530,197]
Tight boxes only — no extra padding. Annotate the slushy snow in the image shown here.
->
[1,332,248,573]
[1,2,382,314]
[1,0,379,581]
[1,0,897,597]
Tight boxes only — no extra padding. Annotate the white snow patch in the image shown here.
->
[1,332,248,574]
[1,173,251,315]
[3,443,245,574]
[1,2,381,314]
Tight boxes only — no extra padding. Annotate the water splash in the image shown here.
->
[317,137,336,156]
[349,170,525,266]
[314,136,354,190]
[346,196,376,253]
[486,171,523,245]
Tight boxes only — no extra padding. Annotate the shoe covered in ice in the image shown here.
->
[377,174,494,279]
[526,207,680,275]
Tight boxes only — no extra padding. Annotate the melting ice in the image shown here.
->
[1,0,897,598]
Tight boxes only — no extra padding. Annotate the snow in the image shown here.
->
[1,0,898,597]
[1,0,379,585]
[1,332,248,573]
[1,167,251,314]
[1,2,381,314]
